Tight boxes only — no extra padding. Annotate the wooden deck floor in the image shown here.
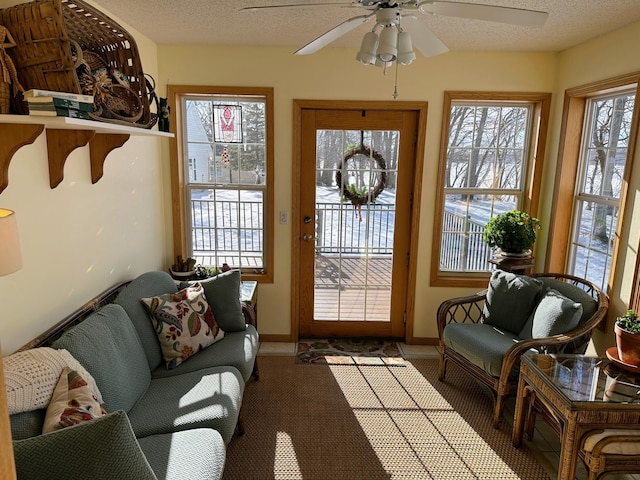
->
[314,255,392,322]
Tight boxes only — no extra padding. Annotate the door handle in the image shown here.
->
[303,234,314,242]
[304,216,312,224]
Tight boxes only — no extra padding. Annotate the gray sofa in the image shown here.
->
[8,270,259,480]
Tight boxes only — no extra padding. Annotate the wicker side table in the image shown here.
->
[512,354,640,480]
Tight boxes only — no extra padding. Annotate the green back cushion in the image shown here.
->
[13,411,157,480]
[482,270,544,334]
[115,271,178,370]
[188,270,246,332]
[538,277,597,325]
[52,304,151,413]
[519,288,583,339]
[10,409,46,440]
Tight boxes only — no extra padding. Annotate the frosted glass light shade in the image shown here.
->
[377,26,398,62]
[397,31,416,65]
[356,31,379,65]
[0,209,22,276]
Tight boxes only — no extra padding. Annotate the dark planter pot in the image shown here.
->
[615,323,640,367]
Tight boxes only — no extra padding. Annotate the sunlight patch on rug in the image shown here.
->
[296,338,405,366]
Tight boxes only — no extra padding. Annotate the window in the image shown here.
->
[168,86,274,282]
[547,74,640,305]
[568,91,635,291]
[431,92,551,287]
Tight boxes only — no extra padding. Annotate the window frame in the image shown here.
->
[168,85,274,283]
[546,73,640,316]
[431,91,551,288]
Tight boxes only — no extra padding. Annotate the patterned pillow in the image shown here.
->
[42,367,107,434]
[141,282,225,369]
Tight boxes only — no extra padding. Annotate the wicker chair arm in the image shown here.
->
[436,290,488,339]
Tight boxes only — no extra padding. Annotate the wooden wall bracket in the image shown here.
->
[0,124,45,194]
[89,133,130,184]
[46,129,95,188]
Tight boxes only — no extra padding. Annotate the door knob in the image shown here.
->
[303,234,314,242]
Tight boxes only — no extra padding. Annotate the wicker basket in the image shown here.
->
[0,0,156,128]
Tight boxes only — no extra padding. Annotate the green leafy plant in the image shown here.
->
[616,310,640,334]
[171,255,196,272]
[482,210,541,254]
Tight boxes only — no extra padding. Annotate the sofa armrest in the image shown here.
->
[13,411,158,480]
[437,290,488,340]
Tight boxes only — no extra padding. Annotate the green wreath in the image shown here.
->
[336,145,387,207]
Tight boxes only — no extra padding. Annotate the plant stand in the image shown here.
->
[488,255,535,275]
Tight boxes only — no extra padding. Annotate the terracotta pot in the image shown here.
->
[614,323,640,367]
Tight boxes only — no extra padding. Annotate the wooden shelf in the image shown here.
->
[0,114,173,192]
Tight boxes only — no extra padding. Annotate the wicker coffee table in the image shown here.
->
[512,353,640,480]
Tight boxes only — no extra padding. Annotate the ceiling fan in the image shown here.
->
[241,1,548,61]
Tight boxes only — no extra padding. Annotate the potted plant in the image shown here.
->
[482,209,540,257]
[169,255,196,279]
[614,309,640,367]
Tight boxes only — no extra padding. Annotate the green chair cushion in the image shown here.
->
[538,277,597,325]
[138,428,226,480]
[128,365,244,444]
[115,271,178,371]
[197,270,247,332]
[151,325,259,382]
[519,288,583,339]
[482,270,544,335]
[13,411,157,480]
[10,409,45,440]
[443,323,520,377]
[51,304,151,413]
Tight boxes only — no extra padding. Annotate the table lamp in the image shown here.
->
[0,208,22,480]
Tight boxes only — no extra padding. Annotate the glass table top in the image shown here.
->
[524,354,640,404]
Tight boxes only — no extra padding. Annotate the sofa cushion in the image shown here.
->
[3,347,102,414]
[42,367,107,434]
[443,323,521,377]
[538,277,598,325]
[482,270,544,334]
[138,428,226,480]
[518,288,583,339]
[127,366,244,444]
[13,411,158,480]
[10,409,46,441]
[198,270,247,332]
[151,324,259,382]
[52,304,151,413]
[141,283,225,369]
[115,271,178,371]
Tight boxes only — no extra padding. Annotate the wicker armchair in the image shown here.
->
[437,272,609,428]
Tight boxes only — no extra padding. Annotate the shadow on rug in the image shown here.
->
[296,338,405,366]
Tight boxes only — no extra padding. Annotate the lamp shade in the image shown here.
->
[0,209,22,276]
[397,31,416,65]
[377,26,398,63]
[356,31,379,65]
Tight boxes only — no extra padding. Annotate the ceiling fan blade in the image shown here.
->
[418,1,548,27]
[295,13,375,55]
[401,15,449,58]
[240,3,352,12]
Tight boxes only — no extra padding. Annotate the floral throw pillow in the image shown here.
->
[42,367,107,434]
[141,283,225,369]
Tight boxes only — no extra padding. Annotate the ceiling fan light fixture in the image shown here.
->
[377,26,398,63]
[356,31,379,65]
[396,30,416,65]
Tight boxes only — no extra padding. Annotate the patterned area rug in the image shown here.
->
[296,338,405,366]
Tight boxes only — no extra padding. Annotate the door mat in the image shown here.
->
[296,338,405,366]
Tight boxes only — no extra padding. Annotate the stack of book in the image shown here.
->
[25,89,95,120]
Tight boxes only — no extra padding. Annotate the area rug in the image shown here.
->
[296,338,405,366]
[222,357,550,479]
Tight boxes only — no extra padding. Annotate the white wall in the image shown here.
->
[0,0,170,354]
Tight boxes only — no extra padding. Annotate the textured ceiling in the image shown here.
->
[91,0,640,54]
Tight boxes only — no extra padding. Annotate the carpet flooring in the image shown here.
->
[296,338,405,366]
[222,357,548,479]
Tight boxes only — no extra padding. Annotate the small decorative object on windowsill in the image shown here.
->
[0,26,24,115]
[169,255,196,279]
[335,144,387,222]
[608,310,640,372]
[482,209,540,259]
[158,97,170,132]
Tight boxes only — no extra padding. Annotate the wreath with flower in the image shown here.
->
[336,144,387,206]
